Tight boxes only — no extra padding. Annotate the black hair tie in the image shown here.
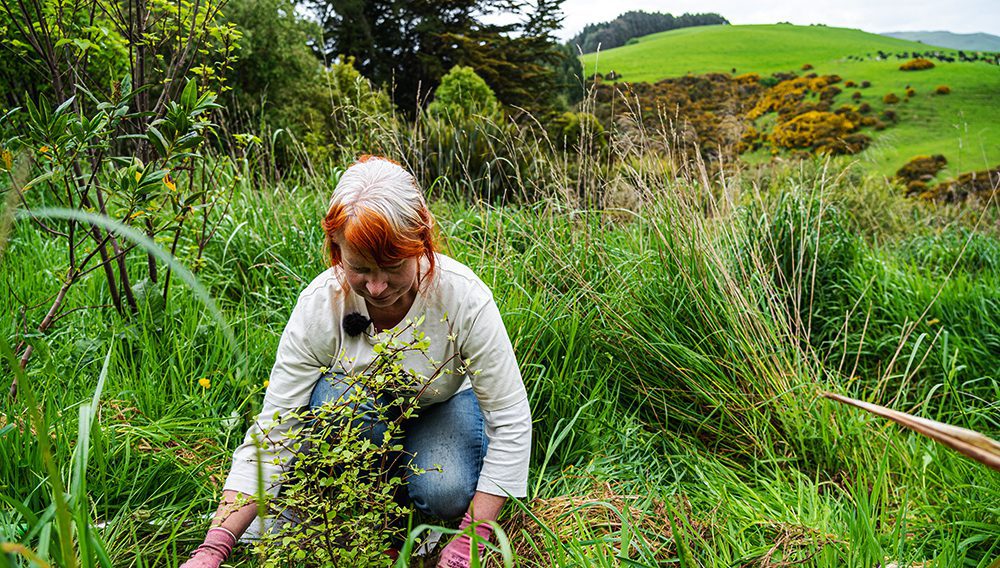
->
[343,312,372,337]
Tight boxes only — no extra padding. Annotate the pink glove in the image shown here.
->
[437,512,494,568]
[180,527,236,568]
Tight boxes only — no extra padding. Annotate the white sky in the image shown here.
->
[545,0,999,41]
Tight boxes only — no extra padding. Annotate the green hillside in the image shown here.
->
[580,24,1000,176]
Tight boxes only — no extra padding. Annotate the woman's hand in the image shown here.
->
[436,512,494,568]
[179,527,236,568]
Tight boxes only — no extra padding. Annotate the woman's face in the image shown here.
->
[336,236,420,312]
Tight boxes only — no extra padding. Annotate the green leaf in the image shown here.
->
[72,38,95,52]
[22,170,58,192]
[181,78,198,109]
[146,126,169,158]
[54,95,76,116]
[174,134,205,151]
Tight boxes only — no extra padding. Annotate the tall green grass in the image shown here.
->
[2,114,999,567]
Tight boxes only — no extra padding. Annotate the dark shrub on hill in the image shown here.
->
[834,105,864,127]
[900,58,935,71]
[591,72,766,166]
[828,132,871,155]
[738,125,763,153]
[858,102,872,114]
[920,166,1000,202]
[547,111,607,154]
[935,85,951,95]
[896,154,948,195]
[883,92,900,104]
[906,87,916,97]
[802,63,814,70]
[860,80,872,88]
[881,109,898,122]
[844,80,857,88]
[819,86,842,101]
[851,91,862,100]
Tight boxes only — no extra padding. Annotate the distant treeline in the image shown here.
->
[568,11,729,54]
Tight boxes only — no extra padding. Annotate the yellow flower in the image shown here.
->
[38,145,50,154]
[163,173,176,191]
[134,171,142,182]
[263,380,270,389]
[926,318,940,326]
[1,149,12,170]
[198,377,211,389]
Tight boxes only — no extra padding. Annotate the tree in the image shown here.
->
[568,10,729,54]
[555,43,585,106]
[307,0,571,115]
[428,66,501,120]
[1,0,240,387]
[223,0,323,121]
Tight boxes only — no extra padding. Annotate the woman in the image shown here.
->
[181,156,532,567]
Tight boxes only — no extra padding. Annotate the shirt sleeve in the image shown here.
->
[477,398,532,497]
[459,295,532,498]
[223,288,329,497]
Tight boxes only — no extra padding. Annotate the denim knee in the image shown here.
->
[403,390,487,521]
[407,475,475,521]
[309,371,393,444]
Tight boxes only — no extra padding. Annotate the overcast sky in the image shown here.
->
[549,0,999,41]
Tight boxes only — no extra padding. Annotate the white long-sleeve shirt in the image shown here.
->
[223,253,532,499]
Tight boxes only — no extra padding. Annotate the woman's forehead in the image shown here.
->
[335,236,373,262]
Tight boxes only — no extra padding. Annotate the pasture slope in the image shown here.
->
[579,24,1000,178]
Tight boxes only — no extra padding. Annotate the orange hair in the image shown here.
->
[322,156,437,284]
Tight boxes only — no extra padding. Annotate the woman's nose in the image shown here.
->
[366,278,388,296]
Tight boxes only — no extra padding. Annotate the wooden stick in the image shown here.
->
[823,392,1000,472]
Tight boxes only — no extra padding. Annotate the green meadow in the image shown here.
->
[580,24,1000,176]
[3,134,1000,567]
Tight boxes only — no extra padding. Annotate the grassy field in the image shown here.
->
[1,31,1000,564]
[2,138,1000,566]
[579,24,1000,177]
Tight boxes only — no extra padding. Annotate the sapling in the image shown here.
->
[255,319,456,567]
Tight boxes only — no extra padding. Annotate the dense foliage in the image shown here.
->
[256,331,429,566]
[305,0,575,114]
[568,10,729,54]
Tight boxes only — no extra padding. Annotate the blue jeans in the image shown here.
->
[309,371,488,521]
